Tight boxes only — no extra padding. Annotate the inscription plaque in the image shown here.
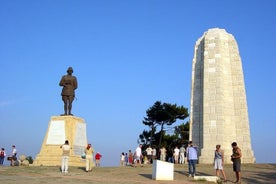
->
[46,120,65,145]
[73,122,87,155]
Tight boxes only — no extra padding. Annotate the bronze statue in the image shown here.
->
[59,67,78,116]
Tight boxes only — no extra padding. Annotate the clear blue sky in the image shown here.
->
[0,1,275,166]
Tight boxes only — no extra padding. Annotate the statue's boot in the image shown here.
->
[61,107,68,116]
[68,110,73,116]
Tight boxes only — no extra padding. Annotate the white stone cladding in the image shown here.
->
[189,28,255,164]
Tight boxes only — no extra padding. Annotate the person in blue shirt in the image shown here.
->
[186,141,198,177]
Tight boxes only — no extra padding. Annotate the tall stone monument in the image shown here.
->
[34,67,88,166]
[189,28,255,163]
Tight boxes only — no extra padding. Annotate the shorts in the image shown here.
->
[233,159,241,172]
[214,159,223,170]
[134,155,141,163]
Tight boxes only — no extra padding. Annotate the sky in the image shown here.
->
[0,1,275,166]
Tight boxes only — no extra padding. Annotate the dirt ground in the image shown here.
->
[0,163,275,184]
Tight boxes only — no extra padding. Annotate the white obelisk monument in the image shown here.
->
[189,28,255,163]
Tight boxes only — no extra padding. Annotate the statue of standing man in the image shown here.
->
[59,67,78,116]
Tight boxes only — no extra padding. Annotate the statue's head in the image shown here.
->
[67,67,73,74]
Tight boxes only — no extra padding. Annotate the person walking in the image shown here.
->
[186,141,198,177]
[85,143,94,172]
[231,142,242,183]
[60,140,70,174]
[214,145,227,182]
[0,148,6,166]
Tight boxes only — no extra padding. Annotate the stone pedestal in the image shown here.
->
[34,116,88,167]
[152,160,174,180]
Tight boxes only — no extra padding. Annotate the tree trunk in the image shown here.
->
[158,123,164,150]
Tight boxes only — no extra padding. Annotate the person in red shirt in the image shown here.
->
[95,152,102,167]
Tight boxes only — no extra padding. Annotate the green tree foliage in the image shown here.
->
[174,121,190,145]
[156,122,190,151]
[138,130,152,145]
[140,101,189,150]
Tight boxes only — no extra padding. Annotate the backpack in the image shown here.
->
[0,151,4,157]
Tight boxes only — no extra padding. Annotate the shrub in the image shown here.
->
[26,156,34,164]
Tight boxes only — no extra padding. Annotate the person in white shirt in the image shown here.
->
[145,146,153,164]
[134,144,143,167]
[174,146,180,164]
[60,140,70,173]
[11,145,17,166]
[159,146,167,161]
[120,152,125,166]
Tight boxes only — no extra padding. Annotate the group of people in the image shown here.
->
[0,145,18,166]
[185,141,242,183]
[3,140,242,183]
[120,145,143,167]
[121,144,159,167]
[120,151,131,166]
[120,144,144,167]
[60,140,102,174]
[159,145,187,164]
[127,141,242,183]
[122,144,185,167]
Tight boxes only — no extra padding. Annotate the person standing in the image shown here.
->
[120,152,125,166]
[95,152,102,167]
[11,145,17,166]
[59,67,78,116]
[85,143,94,172]
[159,146,167,161]
[125,153,128,166]
[134,144,143,167]
[0,148,6,166]
[186,141,198,177]
[214,145,227,182]
[145,146,153,164]
[152,146,157,161]
[179,145,186,164]
[174,146,180,164]
[231,142,242,183]
[60,140,70,174]
[128,150,133,166]
[167,148,174,163]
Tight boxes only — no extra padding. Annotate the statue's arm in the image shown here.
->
[74,77,78,89]
[59,77,65,87]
